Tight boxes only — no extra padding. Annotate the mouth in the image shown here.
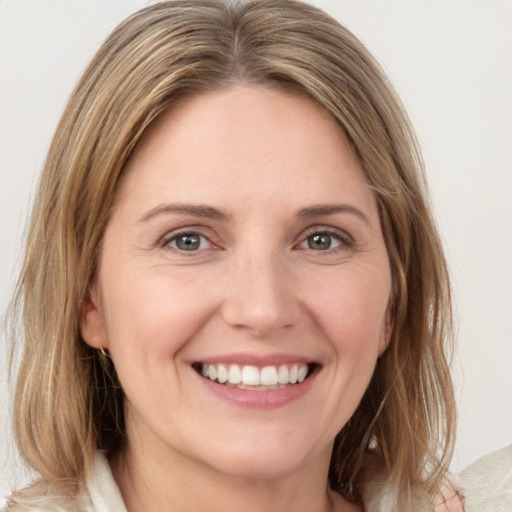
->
[192,362,319,391]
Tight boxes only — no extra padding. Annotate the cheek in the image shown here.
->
[99,266,222,416]
[311,270,391,354]
[100,265,219,363]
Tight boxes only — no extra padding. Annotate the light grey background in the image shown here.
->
[1,0,511,502]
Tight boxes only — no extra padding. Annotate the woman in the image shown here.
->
[6,0,463,510]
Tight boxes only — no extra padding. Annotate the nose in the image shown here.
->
[221,249,300,338]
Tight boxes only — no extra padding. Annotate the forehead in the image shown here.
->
[116,85,375,217]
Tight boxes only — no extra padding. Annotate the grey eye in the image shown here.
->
[299,232,343,251]
[307,234,333,250]
[169,233,209,251]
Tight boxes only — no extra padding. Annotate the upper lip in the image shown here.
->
[191,352,319,368]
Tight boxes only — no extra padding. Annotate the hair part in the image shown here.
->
[9,1,455,509]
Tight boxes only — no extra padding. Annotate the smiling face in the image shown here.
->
[81,85,392,481]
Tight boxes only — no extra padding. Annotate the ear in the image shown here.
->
[378,302,394,357]
[80,286,109,350]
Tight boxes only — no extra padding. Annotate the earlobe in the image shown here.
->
[80,287,109,350]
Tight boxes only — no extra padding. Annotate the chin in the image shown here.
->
[193,430,331,481]
[211,451,309,481]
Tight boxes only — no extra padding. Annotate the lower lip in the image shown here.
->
[197,371,317,409]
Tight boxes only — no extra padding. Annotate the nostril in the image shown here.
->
[220,268,300,337]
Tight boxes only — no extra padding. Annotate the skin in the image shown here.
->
[81,85,393,512]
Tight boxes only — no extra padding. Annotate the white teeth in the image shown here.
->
[217,364,228,383]
[277,364,289,384]
[228,364,242,384]
[242,365,260,386]
[208,364,217,381]
[289,364,298,384]
[297,365,308,383]
[200,362,311,388]
[260,366,278,386]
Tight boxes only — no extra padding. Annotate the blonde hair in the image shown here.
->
[9,0,455,509]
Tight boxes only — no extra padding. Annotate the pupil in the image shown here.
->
[308,234,331,250]
[177,234,200,251]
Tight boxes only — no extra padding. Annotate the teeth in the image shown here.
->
[208,364,217,381]
[217,364,228,383]
[277,365,289,384]
[242,365,260,386]
[261,366,278,386]
[297,365,308,383]
[199,362,311,388]
[289,365,298,384]
[228,364,242,384]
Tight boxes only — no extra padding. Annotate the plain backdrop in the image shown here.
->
[1,0,511,502]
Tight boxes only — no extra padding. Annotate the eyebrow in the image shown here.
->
[139,203,229,222]
[139,202,370,225]
[297,204,370,225]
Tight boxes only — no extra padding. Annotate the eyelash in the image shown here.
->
[160,229,215,254]
[158,226,353,256]
[297,227,354,254]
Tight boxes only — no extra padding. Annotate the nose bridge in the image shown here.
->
[221,242,297,337]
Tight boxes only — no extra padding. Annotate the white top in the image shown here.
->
[82,453,127,512]
[7,447,511,511]
[1,453,126,512]
[461,444,512,512]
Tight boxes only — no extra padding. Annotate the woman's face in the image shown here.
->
[81,85,392,480]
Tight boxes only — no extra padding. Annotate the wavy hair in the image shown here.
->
[8,1,455,510]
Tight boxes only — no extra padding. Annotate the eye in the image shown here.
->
[298,229,350,252]
[164,232,212,252]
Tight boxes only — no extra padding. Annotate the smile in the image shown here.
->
[193,362,318,391]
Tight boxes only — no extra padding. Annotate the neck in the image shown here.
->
[110,436,354,512]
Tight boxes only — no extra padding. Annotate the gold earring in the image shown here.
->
[99,347,109,357]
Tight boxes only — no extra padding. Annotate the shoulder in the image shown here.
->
[2,484,89,512]
[3,465,95,512]
[4,452,124,512]
[3,489,86,512]
[434,476,465,512]
[461,445,512,512]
